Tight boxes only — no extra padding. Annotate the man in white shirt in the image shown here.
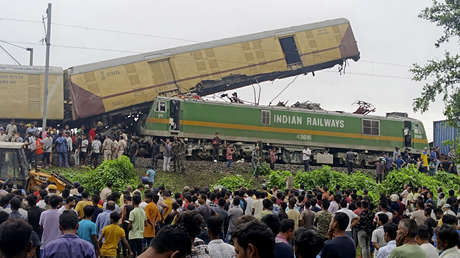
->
[244,190,254,216]
[376,223,397,258]
[337,199,359,237]
[416,224,439,258]
[436,225,459,258]
[372,213,389,258]
[302,146,312,172]
[207,216,235,258]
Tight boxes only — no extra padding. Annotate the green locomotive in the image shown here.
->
[139,97,428,166]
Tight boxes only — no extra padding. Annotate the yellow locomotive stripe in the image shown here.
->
[146,117,428,144]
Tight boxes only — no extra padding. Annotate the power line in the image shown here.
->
[0,39,28,50]
[0,17,198,43]
[324,70,410,80]
[269,75,299,105]
[0,44,21,65]
[360,59,410,68]
[0,39,144,54]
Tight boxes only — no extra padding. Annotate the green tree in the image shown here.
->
[411,0,460,125]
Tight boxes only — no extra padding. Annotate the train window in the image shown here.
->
[261,110,271,125]
[362,119,379,136]
[279,36,302,65]
[414,124,421,134]
[155,101,166,112]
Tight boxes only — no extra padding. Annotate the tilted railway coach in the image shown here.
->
[140,97,429,166]
[66,17,359,124]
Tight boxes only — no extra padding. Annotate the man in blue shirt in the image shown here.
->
[43,210,96,258]
[95,201,115,237]
[77,206,99,256]
[384,154,393,174]
[393,155,405,169]
[142,167,155,187]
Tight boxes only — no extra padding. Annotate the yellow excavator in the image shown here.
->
[0,142,72,192]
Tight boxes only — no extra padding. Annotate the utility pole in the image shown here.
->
[26,48,33,66]
[42,3,51,130]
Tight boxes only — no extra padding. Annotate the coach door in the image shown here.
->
[403,121,412,148]
[279,36,302,67]
[169,100,181,132]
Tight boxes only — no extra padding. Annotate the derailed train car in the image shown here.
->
[65,18,359,125]
[140,97,429,165]
[0,64,64,123]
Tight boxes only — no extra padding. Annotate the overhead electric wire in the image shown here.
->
[268,75,299,106]
[0,44,21,65]
[0,39,28,50]
[0,39,143,54]
[0,17,198,43]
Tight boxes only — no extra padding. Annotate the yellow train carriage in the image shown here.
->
[0,65,64,120]
[67,18,359,120]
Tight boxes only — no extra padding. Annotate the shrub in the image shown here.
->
[212,175,253,192]
[61,156,139,193]
[267,170,293,189]
[381,165,460,198]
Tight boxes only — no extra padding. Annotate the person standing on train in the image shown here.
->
[302,146,311,172]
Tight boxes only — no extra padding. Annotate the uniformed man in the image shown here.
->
[172,138,180,173]
[151,138,160,169]
[102,135,113,161]
[177,138,186,173]
[251,145,261,176]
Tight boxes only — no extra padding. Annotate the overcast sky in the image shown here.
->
[1,0,455,141]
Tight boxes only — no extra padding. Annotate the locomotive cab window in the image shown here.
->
[261,110,271,125]
[155,101,166,112]
[362,119,379,136]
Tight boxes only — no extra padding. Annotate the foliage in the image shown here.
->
[381,165,460,198]
[212,175,253,192]
[267,170,294,189]
[443,138,460,164]
[294,166,348,190]
[411,0,460,124]
[61,156,139,193]
[257,162,272,176]
[292,165,460,205]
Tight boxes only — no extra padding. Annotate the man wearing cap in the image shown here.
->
[47,184,58,196]
[442,204,456,216]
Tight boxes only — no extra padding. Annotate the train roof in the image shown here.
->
[0,64,63,75]
[157,96,423,123]
[67,18,351,74]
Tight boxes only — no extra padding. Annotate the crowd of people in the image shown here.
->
[0,120,141,169]
[0,172,458,258]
